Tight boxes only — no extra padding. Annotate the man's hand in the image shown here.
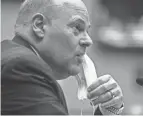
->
[87,75,123,109]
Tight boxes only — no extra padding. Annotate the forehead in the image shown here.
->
[53,0,90,23]
[67,6,89,23]
[53,0,87,9]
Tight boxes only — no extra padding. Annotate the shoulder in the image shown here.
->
[1,47,52,79]
[1,43,62,102]
[1,44,68,115]
[1,39,35,64]
[1,39,48,72]
[1,41,69,115]
[1,40,54,83]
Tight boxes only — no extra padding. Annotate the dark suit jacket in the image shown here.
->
[1,36,102,115]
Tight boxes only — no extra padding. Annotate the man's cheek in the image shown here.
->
[49,31,77,53]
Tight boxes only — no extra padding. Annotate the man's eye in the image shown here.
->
[75,25,83,32]
[72,25,84,36]
[72,27,80,36]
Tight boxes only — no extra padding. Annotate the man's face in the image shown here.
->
[39,0,92,79]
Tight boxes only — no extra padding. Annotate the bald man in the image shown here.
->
[1,0,124,115]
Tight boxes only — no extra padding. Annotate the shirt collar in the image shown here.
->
[30,45,41,58]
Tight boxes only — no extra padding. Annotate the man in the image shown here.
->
[1,0,124,115]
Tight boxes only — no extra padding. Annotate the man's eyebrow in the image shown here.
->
[69,16,91,28]
[75,18,91,29]
[70,17,86,25]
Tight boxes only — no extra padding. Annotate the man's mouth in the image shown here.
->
[75,53,85,64]
[76,53,84,57]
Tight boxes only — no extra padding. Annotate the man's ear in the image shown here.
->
[32,13,46,39]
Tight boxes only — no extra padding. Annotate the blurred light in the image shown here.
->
[132,29,143,44]
[132,31,143,45]
[106,29,121,40]
[99,27,128,48]
[130,104,143,115]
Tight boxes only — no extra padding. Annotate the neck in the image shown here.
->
[30,42,69,80]
[13,34,69,80]
[12,35,32,49]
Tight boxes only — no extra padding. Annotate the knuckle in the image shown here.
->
[100,94,104,100]
[90,92,99,99]
[120,95,124,101]
[102,85,107,92]
[110,82,117,89]
[107,91,112,99]
[113,82,118,87]
[92,98,99,105]
[99,95,105,103]
[89,92,94,99]
[116,95,122,101]
[99,75,111,84]
[99,94,108,104]
[105,74,112,79]
[96,89,102,95]
[110,77,117,84]
[98,78,104,84]
[116,87,122,94]
[119,87,123,93]
[116,89,121,94]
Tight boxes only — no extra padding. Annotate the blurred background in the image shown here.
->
[1,0,143,115]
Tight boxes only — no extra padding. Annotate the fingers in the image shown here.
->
[91,91,112,106]
[87,78,117,99]
[87,75,111,92]
[87,74,123,109]
[101,88,123,107]
[101,94,123,108]
[91,87,120,106]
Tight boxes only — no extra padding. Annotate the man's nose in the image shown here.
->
[79,33,93,47]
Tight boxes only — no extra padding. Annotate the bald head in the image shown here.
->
[13,0,92,78]
[15,0,55,27]
[15,0,88,28]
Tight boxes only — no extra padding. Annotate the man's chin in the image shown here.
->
[57,65,81,79]
[69,65,81,76]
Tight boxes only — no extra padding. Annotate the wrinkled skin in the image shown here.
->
[36,0,92,79]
